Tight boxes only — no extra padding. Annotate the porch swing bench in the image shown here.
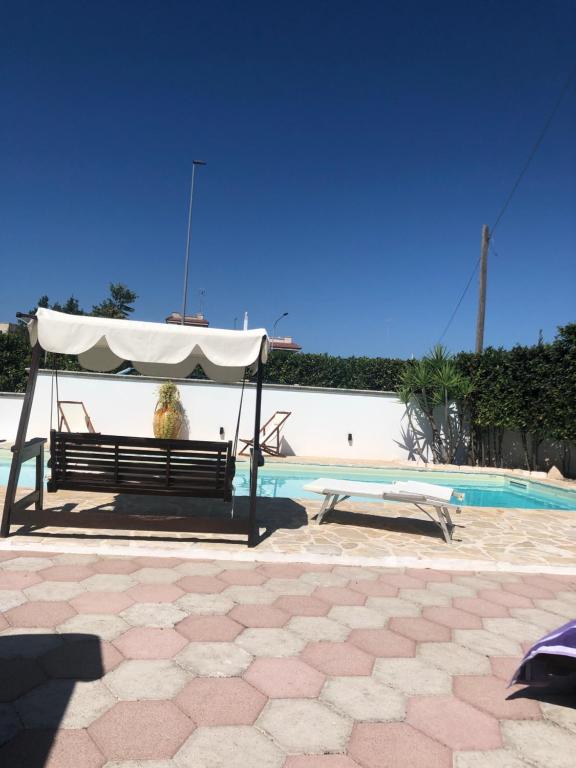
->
[1,308,269,546]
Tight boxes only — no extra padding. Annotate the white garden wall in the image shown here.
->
[1,371,412,462]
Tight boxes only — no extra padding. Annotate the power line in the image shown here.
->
[437,63,576,345]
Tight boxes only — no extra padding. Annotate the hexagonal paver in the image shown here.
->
[132,567,182,584]
[41,638,124,679]
[349,579,398,597]
[408,695,502,750]
[536,599,576,620]
[364,597,421,618]
[452,597,510,618]
[373,657,452,695]
[453,749,533,768]
[105,659,189,700]
[259,562,307,579]
[244,657,325,698]
[219,569,266,585]
[321,676,405,721]
[328,606,386,629]
[510,607,566,631]
[58,614,130,642]
[349,722,452,768]
[313,587,366,605]
[0,590,27,611]
[120,603,187,628]
[176,575,225,593]
[176,615,243,642]
[89,701,192,760]
[92,558,140,574]
[501,719,576,768]
[422,606,483,629]
[2,557,54,572]
[0,571,42,590]
[131,557,184,568]
[454,628,523,656]
[176,677,266,724]
[127,584,184,603]
[453,675,542,720]
[378,573,424,589]
[175,592,235,615]
[301,641,374,676]
[286,616,350,642]
[228,604,289,628]
[23,581,86,602]
[6,601,76,628]
[221,586,277,604]
[504,582,555,600]
[478,589,533,609]
[265,578,315,595]
[0,628,62,658]
[284,757,361,768]
[175,642,252,676]
[235,628,305,657]
[15,679,115,728]
[38,565,94,582]
[348,628,415,657]
[299,571,350,587]
[258,698,351,754]
[541,700,576,734]
[397,589,450,607]
[0,657,46,702]
[0,728,105,768]
[82,575,137,592]
[429,581,476,598]
[70,591,134,614]
[113,627,188,659]
[417,641,491,675]
[174,561,224,576]
[174,726,283,768]
[389,616,453,643]
[274,595,330,617]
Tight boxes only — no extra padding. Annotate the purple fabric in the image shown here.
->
[510,619,576,687]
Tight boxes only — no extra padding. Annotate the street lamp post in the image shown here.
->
[272,312,289,341]
[181,160,206,325]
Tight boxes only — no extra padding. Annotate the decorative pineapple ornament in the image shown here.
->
[153,381,184,439]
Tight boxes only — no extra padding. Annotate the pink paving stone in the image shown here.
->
[313,587,367,606]
[5,600,76,628]
[176,614,243,641]
[491,656,523,682]
[0,728,105,768]
[228,604,289,628]
[131,556,185,567]
[349,722,451,768]
[273,595,330,617]
[284,757,361,768]
[114,627,188,659]
[503,582,555,600]
[348,579,399,597]
[219,569,266,585]
[521,574,567,591]
[407,695,502,750]
[89,700,193,759]
[301,641,374,676]
[422,606,483,629]
[0,614,7,631]
[38,565,95,581]
[478,589,534,609]
[42,639,124,678]
[92,559,140,574]
[70,591,135,614]
[258,562,307,578]
[0,571,42,589]
[453,675,543,720]
[244,657,325,698]
[348,628,416,657]
[388,617,451,643]
[405,569,451,583]
[378,574,425,589]
[127,583,184,603]
[452,597,510,618]
[176,574,226,593]
[176,677,266,725]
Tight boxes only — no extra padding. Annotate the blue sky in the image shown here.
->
[1,0,575,358]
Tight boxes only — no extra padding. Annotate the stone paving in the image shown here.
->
[1,550,576,767]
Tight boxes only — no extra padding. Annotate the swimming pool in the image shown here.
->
[1,453,575,510]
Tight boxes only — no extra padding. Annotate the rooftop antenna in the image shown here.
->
[243,312,249,330]
[198,289,206,316]
[181,160,206,325]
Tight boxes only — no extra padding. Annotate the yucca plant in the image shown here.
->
[153,381,184,439]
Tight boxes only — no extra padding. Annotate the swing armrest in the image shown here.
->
[12,437,47,462]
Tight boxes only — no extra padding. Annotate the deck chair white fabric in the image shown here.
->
[239,411,291,457]
[58,401,96,433]
[304,478,461,544]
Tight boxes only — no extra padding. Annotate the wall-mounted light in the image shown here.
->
[219,427,225,439]
[348,433,353,445]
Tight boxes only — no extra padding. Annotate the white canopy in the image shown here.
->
[29,308,269,383]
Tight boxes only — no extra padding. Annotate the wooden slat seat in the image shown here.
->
[47,431,235,501]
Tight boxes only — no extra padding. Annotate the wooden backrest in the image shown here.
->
[58,401,96,433]
[48,431,234,500]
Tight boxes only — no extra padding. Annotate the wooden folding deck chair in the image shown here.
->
[58,401,96,433]
[239,410,291,457]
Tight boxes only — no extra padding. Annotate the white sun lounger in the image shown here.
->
[303,478,462,544]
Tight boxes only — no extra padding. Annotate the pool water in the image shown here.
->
[2,454,575,511]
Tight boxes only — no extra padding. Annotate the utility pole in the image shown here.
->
[475,224,490,353]
[181,160,206,325]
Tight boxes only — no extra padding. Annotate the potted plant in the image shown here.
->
[153,381,184,439]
